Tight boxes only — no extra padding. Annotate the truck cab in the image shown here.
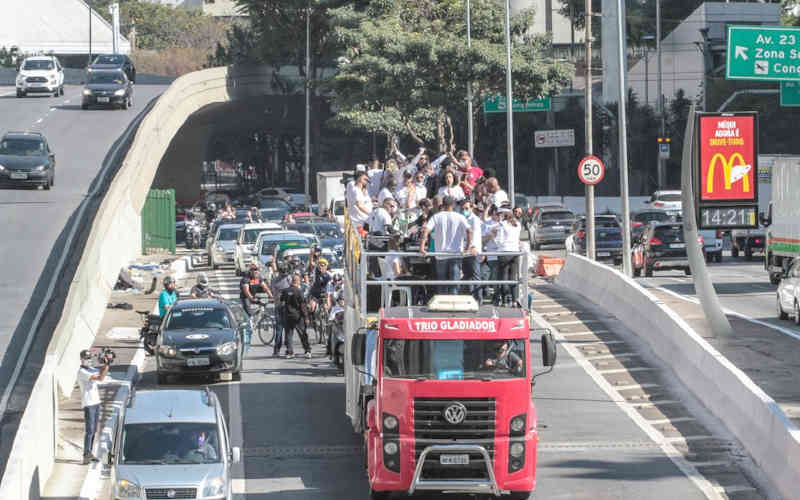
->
[350,295,555,499]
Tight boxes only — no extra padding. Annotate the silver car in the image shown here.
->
[209,223,242,270]
[777,258,800,325]
[530,207,576,250]
[111,389,240,500]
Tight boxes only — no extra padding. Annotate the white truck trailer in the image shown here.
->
[763,156,800,284]
[316,171,348,219]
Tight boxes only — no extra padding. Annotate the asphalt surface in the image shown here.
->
[0,85,165,418]
[122,251,727,500]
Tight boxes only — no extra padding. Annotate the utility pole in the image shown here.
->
[616,0,633,276]
[88,0,93,65]
[304,4,311,207]
[585,10,595,261]
[466,0,474,158]
[504,0,515,206]
[657,0,665,188]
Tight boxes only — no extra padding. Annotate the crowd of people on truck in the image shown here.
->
[346,144,526,308]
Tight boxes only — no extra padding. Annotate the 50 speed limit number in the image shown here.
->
[578,155,605,185]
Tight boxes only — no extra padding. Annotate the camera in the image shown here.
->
[99,347,116,365]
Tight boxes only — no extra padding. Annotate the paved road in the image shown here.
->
[0,84,165,407]
[123,252,736,500]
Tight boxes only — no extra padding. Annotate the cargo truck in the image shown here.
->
[316,171,348,218]
[342,219,557,499]
[762,157,800,284]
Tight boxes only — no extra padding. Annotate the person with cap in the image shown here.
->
[419,195,474,294]
[270,261,293,357]
[77,349,110,464]
[307,249,333,318]
[240,263,272,317]
[191,273,218,299]
[158,276,178,317]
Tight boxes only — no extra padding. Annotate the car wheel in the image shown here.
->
[715,252,722,263]
[369,487,390,500]
[732,246,739,258]
[795,301,800,326]
[81,103,88,110]
[645,266,653,277]
[633,266,641,277]
[777,294,788,320]
[122,97,129,110]
[684,267,692,276]
[16,90,24,98]
[157,373,169,385]
[43,179,51,190]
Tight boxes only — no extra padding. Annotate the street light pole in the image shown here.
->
[503,0,515,206]
[616,0,633,276]
[304,4,311,208]
[585,11,595,261]
[466,0,474,158]
[88,0,93,64]
[657,0,665,188]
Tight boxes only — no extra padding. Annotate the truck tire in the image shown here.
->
[731,246,739,258]
[507,493,533,500]
[778,295,788,320]
[369,488,390,500]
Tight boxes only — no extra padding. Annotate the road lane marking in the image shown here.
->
[233,478,310,494]
[583,352,638,361]
[648,417,696,425]
[614,383,661,391]
[596,366,655,374]
[629,400,682,408]
[713,485,756,494]
[663,435,716,443]
[548,319,603,326]
[558,329,611,337]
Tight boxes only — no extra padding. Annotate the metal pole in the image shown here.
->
[304,4,311,207]
[616,0,633,276]
[585,12,595,261]
[466,0,474,158]
[504,0,515,206]
[657,0,665,188]
[88,0,93,64]
[644,50,649,106]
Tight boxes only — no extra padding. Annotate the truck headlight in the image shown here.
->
[509,442,525,458]
[115,479,141,498]
[202,476,226,497]
[383,441,398,455]
[114,89,126,96]
[383,414,398,431]
[510,415,526,434]
[83,89,92,95]
[158,345,177,357]
[217,341,237,356]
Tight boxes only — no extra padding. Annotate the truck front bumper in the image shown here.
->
[409,444,500,495]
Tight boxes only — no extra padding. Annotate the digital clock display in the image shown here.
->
[699,206,758,229]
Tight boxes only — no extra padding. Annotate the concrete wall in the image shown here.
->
[0,65,273,500]
[556,254,800,500]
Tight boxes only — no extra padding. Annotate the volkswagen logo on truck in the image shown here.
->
[442,402,467,425]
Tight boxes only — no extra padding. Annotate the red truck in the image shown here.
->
[348,293,556,499]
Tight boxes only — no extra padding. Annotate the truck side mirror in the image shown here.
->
[759,212,771,227]
[351,328,367,366]
[541,332,557,367]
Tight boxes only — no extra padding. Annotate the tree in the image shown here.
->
[327,0,573,152]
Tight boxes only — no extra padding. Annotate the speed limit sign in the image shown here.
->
[578,155,605,185]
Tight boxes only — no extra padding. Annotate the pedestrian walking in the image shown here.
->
[77,350,110,464]
[280,274,312,358]
[420,195,474,294]
[270,263,293,357]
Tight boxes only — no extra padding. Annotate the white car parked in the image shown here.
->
[234,222,282,275]
[777,258,800,325]
[16,56,65,97]
[644,190,682,217]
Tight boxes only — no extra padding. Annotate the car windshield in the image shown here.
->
[286,224,315,234]
[656,193,682,202]
[261,237,308,256]
[165,307,230,330]
[0,138,45,156]
[243,228,270,244]
[22,60,54,71]
[121,422,221,465]
[217,228,239,241]
[313,224,342,239]
[653,226,684,243]
[597,228,622,241]
[259,198,290,209]
[541,212,574,223]
[383,339,526,380]
[89,72,124,84]
[93,55,124,65]
[635,212,671,223]
[595,217,620,227]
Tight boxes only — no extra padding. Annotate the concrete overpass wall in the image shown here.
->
[0,65,273,500]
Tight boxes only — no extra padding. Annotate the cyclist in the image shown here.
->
[306,250,332,317]
[240,263,272,318]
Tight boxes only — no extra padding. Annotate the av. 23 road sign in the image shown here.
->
[726,26,800,81]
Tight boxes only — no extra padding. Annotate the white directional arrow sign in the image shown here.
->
[735,46,749,60]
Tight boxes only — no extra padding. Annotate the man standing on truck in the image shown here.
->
[420,195,474,294]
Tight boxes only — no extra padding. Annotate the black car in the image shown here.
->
[568,216,623,264]
[632,223,693,277]
[82,69,134,110]
[0,131,55,189]
[89,54,136,83]
[631,210,675,240]
[156,299,248,384]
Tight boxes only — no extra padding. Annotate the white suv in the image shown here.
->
[16,56,65,98]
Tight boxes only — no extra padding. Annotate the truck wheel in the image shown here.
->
[745,247,753,260]
[731,246,739,258]
[507,493,533,500]
[369,487,390,500]
[777,295,788,320]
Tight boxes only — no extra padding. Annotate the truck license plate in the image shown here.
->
[98,97,110,103]
[440,454,469,465]
[187,357,210,367]
[10,172,27,180]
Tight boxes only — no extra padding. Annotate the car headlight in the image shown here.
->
[158,345,177,357]
[383,415,398,431]
[114,89,126,96]
[510,442,525,458]
[115,479,141,498]
[510,415,526,434]
[383,441,399,455]
[33,165,46,172]
[202,476,226,497]
[0,164,5,171]
[83,89,92,95]
[216,245,224,252]
[217,341,237,356]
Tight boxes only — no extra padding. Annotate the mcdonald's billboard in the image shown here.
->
[697,113,758,203]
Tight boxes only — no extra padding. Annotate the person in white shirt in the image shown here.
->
[486,177,509,208]
[368,197,395,235]
[481,204,503,303]
[77,349,109,464]
[437,170,465,201]
[366,160,383,199]
[420,196,474,294]
[395,171,426,220]
[384,233,407,281]
[346,171,372,228]
[459,199,483,301]
[377,176,397,205]
[497,207,522,306]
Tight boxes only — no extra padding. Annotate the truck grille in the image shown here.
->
[145,488,196,499]
[413,398,496,479]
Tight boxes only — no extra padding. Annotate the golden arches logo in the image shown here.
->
[706,153,750,194]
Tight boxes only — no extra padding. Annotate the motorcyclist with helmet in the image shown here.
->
[190,273,218,299]
[158,276,178,317]
[306,247,333,316]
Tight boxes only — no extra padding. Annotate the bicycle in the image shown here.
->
[251,301,276,346]
[310,297,329,345]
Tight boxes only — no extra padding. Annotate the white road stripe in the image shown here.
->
[596,367,655,374]
[548,319,603,326]
[583,352,638,361]
[648,417,696,425]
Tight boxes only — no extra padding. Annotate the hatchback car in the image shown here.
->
[82,69,134,109]
[89,53,136,83]
[156,299,246,383]
[15,56,64,97]
[208,223,242,270]
[632,223,693,277]
[0,131,55,189]
[777,258,800,324]
[631,210,675,240]
[530,207,576,250]
[645,190,682,217]
[110,388,240,500]
[567,216,623,264]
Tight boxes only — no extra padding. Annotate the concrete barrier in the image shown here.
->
[0,65,273,499]
[555,254,800,500]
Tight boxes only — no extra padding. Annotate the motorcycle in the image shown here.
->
[185,221,203,249]
[138,311,161,355]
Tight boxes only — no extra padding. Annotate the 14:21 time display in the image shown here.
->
[699,206,757,229]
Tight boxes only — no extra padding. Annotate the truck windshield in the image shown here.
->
[383,339,526,380]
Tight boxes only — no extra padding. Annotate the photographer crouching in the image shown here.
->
[77,348,114,464]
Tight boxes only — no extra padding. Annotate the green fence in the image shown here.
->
[142,188,176,254]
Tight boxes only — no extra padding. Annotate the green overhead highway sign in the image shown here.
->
[726,26,800,81]
[780,81,800,106]
[483,96,551,113]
